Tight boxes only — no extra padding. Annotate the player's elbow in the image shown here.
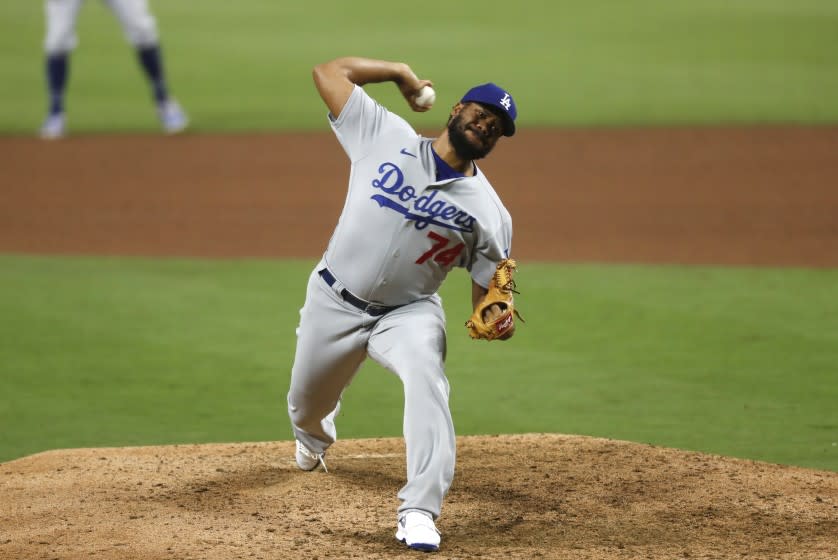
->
[312,63,328,87]
[312,60,338,87]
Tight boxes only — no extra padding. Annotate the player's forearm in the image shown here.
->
[471,280,488,309]
[313,56,427,120]
[316,57,415,88]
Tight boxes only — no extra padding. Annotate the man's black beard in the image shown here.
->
[447,114,493,161]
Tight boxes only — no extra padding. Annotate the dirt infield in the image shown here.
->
[2,126,837,265]
[1,127,837,559]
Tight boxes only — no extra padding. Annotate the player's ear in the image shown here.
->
[450,102,465,118]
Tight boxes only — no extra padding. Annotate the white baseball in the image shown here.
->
[415,86,436,108]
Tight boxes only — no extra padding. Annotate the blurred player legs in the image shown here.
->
[40,0,188,139]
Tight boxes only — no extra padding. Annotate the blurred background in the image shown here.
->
[3,0,838,133]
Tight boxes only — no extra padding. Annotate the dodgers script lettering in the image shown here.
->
[370,162,476,232]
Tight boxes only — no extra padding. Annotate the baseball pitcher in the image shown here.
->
[286,56,520,552]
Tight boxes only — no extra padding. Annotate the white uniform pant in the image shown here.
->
[44,0,159,54]
[287,267,455,519]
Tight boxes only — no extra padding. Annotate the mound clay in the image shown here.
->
[1,127,837,558]
[1,435,836,559]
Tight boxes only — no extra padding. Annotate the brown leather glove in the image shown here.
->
[465,259,524,341]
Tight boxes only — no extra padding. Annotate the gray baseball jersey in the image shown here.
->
[287,84,513,520]
[323,85,512,301]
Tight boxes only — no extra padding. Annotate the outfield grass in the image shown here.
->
[2,1,838,134]
[1,255,835,471]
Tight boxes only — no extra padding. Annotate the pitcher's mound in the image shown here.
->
[1,433,836,559]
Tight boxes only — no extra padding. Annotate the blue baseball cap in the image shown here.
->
[460,83,517,136]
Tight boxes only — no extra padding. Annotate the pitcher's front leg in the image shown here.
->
[368,300,454,519]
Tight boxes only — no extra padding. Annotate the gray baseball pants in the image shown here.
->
[287,266,455,519]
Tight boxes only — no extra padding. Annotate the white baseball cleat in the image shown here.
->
[157,98,188,134]
[295,439,328,472]
[396,510,441,552]
[39,112,66,140]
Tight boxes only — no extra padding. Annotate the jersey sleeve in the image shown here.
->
[328,85,412,162]
[469,216,513,289]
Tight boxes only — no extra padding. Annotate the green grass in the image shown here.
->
[2,1,838,134]
[1,255,836,471]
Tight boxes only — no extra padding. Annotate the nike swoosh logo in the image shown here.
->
[400,148,417,158]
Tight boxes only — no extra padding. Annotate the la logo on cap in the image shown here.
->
[500,93,512,111]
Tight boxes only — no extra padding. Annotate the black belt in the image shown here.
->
[318,268,401,316]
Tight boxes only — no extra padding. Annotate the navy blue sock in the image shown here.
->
[137,45,168,103]
[46,53,69,115]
